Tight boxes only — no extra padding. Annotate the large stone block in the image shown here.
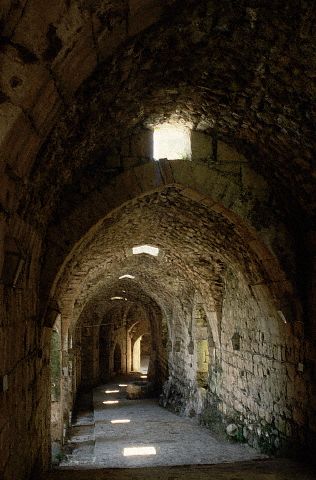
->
[217,141,246,163]
[191,130,212,161]
[130,130,153,159]
[12,0,67,57]
[96,19,127,62]
[51,24,98,97]
[0,103,41,177]
[0,45,51,114]
[128,0,162,36]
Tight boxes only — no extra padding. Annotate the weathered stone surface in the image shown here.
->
[191,130,212,162]
[126,381,151,399]
[226,424,238,437]
[0,2,315,480]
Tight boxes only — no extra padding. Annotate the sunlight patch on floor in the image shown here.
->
[111,419,131,424]
[123,446,157,456]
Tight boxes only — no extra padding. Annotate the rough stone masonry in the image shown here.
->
[0,1,315,479]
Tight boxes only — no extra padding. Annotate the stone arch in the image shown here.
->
[129,318,151,373]
[72,279,170,391]
[44,159,296,331]
[44,176,304,456]
[46,178,299,430]
[0,0,170,185]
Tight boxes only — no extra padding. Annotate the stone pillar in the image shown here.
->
[133,337,141,372]
[127,334,132,373]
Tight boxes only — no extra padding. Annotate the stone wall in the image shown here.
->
[212,269,310,454]
[162,269,314,458]
[0,218,52,480]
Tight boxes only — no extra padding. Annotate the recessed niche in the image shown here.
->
[188,340,194,355]
[231,332,241,351]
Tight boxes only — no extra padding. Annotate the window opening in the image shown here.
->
[132,245,159,256]
[154,124,191,160]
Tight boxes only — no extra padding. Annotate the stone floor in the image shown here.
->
[58,374,266,469]
[48,374,315,479]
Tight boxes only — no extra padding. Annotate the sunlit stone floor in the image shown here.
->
[58,374,266,469]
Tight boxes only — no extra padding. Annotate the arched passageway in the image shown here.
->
[0,2,315,479]
[45,182,312,468]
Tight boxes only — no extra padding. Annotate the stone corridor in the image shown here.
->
[58,375,264,469]
[0,2,316,480]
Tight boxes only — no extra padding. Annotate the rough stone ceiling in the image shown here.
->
[76,279,163,330]
[17,0,316,226]
[56,188,271,332]
[1,0,314,324]
[69,257,193,331]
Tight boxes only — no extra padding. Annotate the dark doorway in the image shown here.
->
[113,343,122,373]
